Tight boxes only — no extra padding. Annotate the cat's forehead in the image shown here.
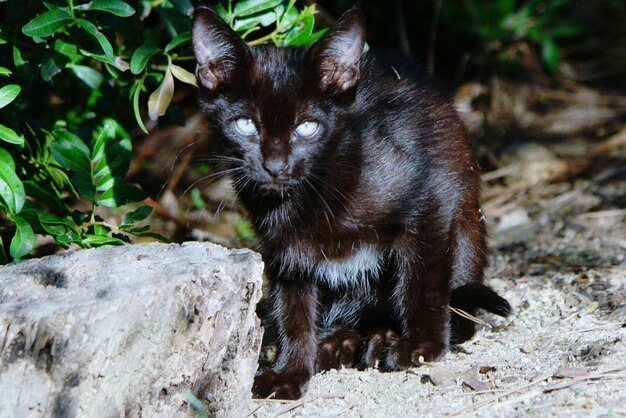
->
[246,46,312,102]
[250,46,305,84]
[237,46,318,126]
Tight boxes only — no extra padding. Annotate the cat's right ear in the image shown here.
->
[192,7,249,90]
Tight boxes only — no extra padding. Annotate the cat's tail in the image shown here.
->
[450,282,512,317]
[449,283,511,343]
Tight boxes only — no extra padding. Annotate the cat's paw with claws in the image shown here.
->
[317,326,362,371]
[252,369,306,400]
[358,328,397,369]
[384,336,446,370]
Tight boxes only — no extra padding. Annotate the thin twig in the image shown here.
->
[544,366,626,393]
[445,372,553,416]
[540,322,625,339]
[449,307,492,328]
[271,397,308,417]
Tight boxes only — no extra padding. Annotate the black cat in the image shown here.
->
[191,6,511,400]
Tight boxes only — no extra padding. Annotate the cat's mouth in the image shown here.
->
[259,180,295,195]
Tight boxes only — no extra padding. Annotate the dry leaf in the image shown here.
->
[553,367,589,379]
[460,366,490,391]
[521,339,536,353]
[428,365,458,386]
[170,64,197,87]
[429,365,491,391]
[587,301,599,313]
[148,67,174,120]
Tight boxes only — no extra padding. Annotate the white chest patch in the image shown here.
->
[279,244,383,289]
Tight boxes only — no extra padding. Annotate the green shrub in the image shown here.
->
[0,0,326,263]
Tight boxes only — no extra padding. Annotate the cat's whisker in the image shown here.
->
[180,166,245,200]
[308,172,357,222]
[304,177,333,233]
[190,155,245,165]
[169,140,202,173]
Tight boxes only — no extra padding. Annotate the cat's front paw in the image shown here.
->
[317,326,362,371]
[384,336,447,370]
[252,369,307,400]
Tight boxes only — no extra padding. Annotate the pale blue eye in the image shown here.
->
[294,121,319,138]
[235,117,258,136]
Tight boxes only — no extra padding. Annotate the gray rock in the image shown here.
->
[0,242,264,418]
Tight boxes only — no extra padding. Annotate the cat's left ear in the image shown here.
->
[309,8,366,93]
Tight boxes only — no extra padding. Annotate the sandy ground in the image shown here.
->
[247,195,626,417]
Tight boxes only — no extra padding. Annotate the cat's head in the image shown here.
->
[192,7,365,194]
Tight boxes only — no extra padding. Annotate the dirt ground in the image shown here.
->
[248,239,626,417]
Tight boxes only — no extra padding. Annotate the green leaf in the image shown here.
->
[120,205,152,227]
[124,225,148,233]
[170,64,197,87]
[236,218,255,240]
[38,212,75,235]
[24,179,68,214]
[190,187,205,210]
[130,43,160,75]
[13,46,26,67]
[88,0,136,17]
[0,124,25,145]
[22,9,72,38]
[0,84,21,108]
[54,38,78,59]
[284,15,315,47]
[148,67,174,120]
[93,138,132,189]
[233,0,282,18]
[215,4,230,21]
[0,67,12,77]
[551,23,585,39]
[93,224,110,236]
[95,172,119,191]
[55,232,74,247]
[75,19,115,62]
[0,160,25,213]
[41,52,69,81]
[92,119,117,162]
[164,32,191,53]
[0,238,7,264]
[69,64,104,89]
[97,185,147,207]
[0,149,15,170]
[81,235,126,246]
[541,38,560,72]
[233,11,276,31]
[8,215,35,260]
[279,2,299,28]
[308,28,329,45]
[132,76,148,134]
[72,175,97,201]
[49,129,91,180]
[47,166,78,198]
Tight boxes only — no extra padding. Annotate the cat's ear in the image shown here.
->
[192,7,249,90]
[309,8,366,93]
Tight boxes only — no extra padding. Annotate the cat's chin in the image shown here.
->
[258,182,293,195]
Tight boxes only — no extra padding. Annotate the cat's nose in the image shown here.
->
[262,160,288,177]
